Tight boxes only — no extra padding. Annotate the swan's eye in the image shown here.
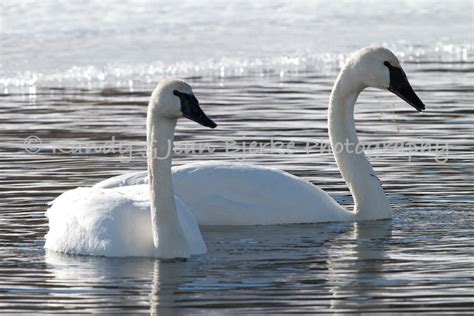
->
[384,61,391,67]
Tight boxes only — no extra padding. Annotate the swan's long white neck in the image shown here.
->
[328,66,392,220]
[147,104,190,258]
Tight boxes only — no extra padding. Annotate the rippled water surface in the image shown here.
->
[1,0,473,314]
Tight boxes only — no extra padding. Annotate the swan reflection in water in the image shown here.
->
[328,221,392,312]
[45,251,187,315]
[45,222,392,313]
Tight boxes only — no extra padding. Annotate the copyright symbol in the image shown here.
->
[24,136,42,154]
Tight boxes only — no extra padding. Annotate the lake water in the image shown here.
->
[0,0,473,314]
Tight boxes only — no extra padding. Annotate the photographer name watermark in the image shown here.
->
[23,135,450,163]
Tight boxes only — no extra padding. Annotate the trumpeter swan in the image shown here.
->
[95,47,425,225]
[45,79,217,258]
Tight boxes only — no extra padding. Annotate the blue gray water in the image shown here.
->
[0,0,473,314]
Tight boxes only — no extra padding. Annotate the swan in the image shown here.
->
[95,46,426,225]
[44,79,217,258]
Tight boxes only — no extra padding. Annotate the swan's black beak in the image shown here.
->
[173,90,217,128]
[385,62,425,112]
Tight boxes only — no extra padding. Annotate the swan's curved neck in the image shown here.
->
[328,67,392,220]
[147,107,189,257]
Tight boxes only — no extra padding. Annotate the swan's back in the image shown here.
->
[94,162,352,225]
[45,185,206,257]
[173,162,352,225]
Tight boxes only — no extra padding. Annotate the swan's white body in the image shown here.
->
[95,162,353,225]
[94,47,424,226]
[45,79,216,258]
[45,185,206,257]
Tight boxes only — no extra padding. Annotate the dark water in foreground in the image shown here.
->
[0,60,473,313]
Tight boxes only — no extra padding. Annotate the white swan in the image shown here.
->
[96,47,425,225]
[45,79,217,258]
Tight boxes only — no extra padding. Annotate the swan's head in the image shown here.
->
[350,46,425,112]
[151,78,217,128]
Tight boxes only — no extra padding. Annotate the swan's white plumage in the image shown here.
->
[45,78,213,258]
[45,184,206,257]
[95,162,353,225]
[175,162,355,225]
[95,171,148,189]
